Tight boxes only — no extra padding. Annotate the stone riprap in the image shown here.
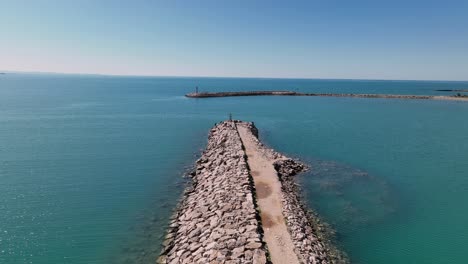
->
[159,120,347,264]
[185,90,468,102]
[186,91,433,100]
[158,121,267,264]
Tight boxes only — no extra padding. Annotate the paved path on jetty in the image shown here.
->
[237,124,300,264]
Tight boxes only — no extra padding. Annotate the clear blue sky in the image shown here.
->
[1,0,468,80]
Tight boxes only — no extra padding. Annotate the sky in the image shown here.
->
[1,0,468,80]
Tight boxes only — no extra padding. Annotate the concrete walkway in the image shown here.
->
[237,125,300,264]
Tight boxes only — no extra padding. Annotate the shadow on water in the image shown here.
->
[298,158,398,236]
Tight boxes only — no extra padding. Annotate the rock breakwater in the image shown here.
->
[159,121,347,263]
[186,90,468,102]
[158,121,267,264]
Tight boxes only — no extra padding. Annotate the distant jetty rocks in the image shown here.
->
[435,89,468,92]
[186,90,468,101]
[158,121,346,264]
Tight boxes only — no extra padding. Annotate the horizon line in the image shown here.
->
[2,70,468,83]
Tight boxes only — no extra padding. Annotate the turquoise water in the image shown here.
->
[1,74,468,263]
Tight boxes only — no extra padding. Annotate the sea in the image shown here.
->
[1,73,468,263]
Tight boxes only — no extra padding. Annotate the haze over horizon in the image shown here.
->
[1,0,468,81]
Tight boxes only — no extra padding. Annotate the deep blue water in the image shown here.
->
[1,73,468,263]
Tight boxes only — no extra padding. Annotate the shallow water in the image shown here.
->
[1,74,468,263]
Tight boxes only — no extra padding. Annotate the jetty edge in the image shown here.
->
[158,120,347,264]
[185,90,468,101]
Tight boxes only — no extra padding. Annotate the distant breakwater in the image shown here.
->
[158,121,346,263]
[185,91,468,101]
[435,89,468,92]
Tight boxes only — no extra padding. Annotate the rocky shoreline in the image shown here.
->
[158,121,347,263]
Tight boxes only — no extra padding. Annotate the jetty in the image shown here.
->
[435,89,468,92]
[158,120,346,264]
[185,91,468,101]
